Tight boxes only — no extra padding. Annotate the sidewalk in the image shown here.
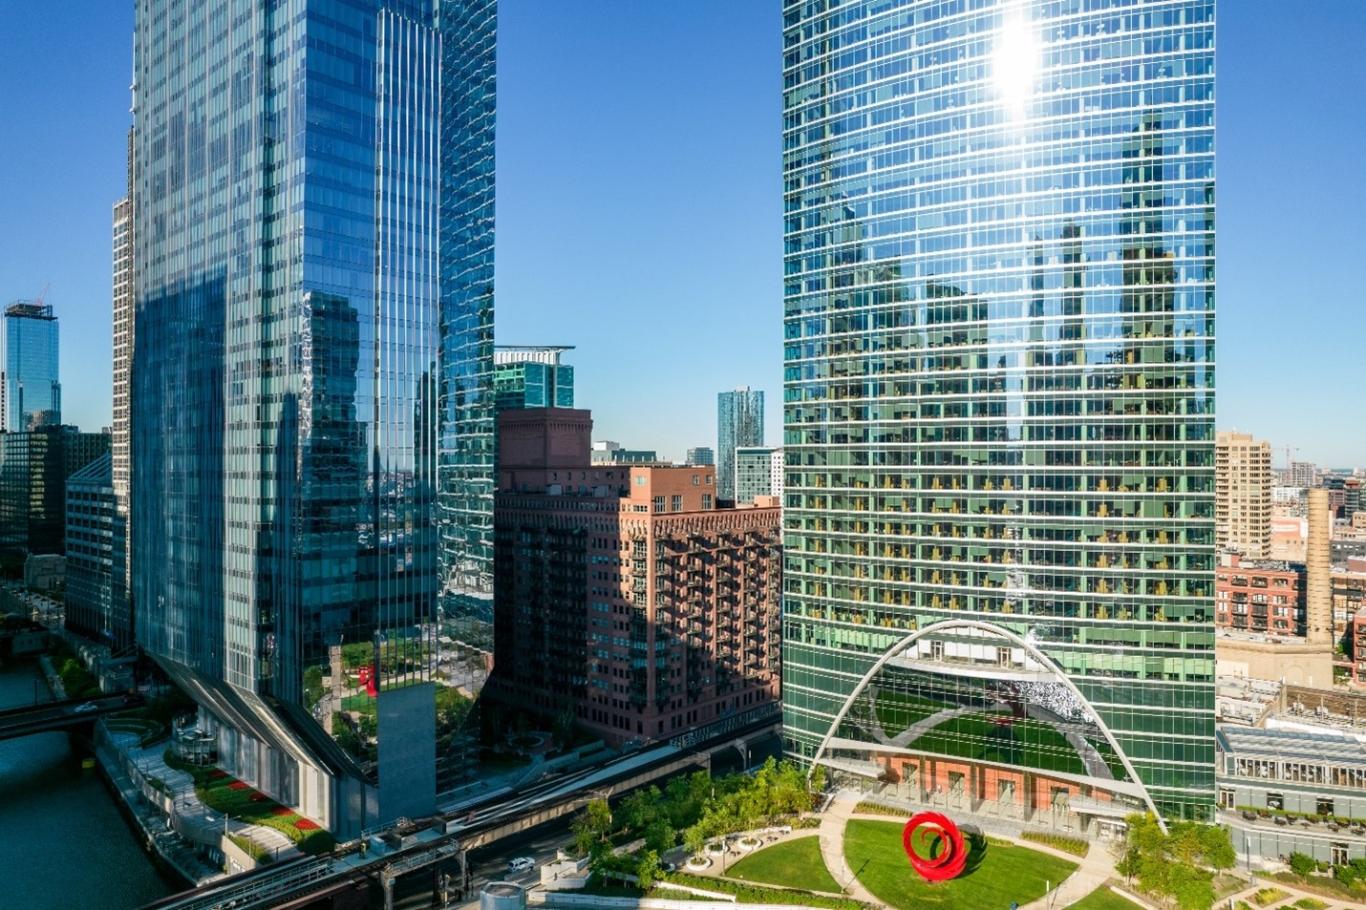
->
[817,790,887,907]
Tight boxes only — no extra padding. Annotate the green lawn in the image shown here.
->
[1066,885,1145,910]
[727,836,842,894]
[844,819,1077,910]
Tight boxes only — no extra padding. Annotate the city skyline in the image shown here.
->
[0,2,1364,468]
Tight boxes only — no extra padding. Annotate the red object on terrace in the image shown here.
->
[902,812,968,882]
[296,819,320,831]
[271,805,294,817]
[228,780,251,791]
[208,769,229,779]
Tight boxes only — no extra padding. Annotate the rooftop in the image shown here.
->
[1217,725,1366,769]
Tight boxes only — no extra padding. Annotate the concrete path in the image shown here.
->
[817,790,884,907]
[1015,837,1113,910]
[1222,876,1363,910]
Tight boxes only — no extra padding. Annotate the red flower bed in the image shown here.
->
[228,780,252,791]
[296,819,320,831]
[249,792,269,802]
[271,805,295,817]
[208,769,229,780]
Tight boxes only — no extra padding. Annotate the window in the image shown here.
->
[692,475,700,485]
[702,494,713,509]
[1266,793,1283,811]
[671,495,683,512]
[652,496,665,513]
[1318,797,1335,817]
[706,474,714,485]
[635,475,645,486]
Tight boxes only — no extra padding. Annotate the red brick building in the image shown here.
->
[491,408,781,746]
[1214,553,1304,636]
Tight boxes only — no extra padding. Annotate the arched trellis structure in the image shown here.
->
[808,618,1168,833]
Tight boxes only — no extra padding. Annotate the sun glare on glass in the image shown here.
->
[993,8,1040,117]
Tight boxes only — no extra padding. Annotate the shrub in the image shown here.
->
[1020,831,1089,857]
[1289,852,1317,877]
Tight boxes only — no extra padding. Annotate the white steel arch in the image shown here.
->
[807,618,1167,832]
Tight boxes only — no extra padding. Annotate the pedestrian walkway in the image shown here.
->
[1221,876,1364,910]
[1015,838,1114,910]
[816,789,885,907]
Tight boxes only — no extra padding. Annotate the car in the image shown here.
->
[507,857,536,874]
[72,703,100,714]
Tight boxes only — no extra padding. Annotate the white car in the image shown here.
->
[72,703,101,714]
[507,857,536,874]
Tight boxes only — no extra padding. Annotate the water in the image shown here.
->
[0,660,176,910]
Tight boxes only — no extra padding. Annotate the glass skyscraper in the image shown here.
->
[2,301,60,432]
[782,0,1215,821]
[493,345,575,411]
[132,0,495,834]
[717,387,765,503]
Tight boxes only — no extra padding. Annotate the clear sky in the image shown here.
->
[0,2,1361,467]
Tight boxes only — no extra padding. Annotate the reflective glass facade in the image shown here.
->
[2,302,60,432]
[438,0,498,629]
[781,0,1216,819]
[132,0,494,832]
[493,346,575,411]
[718,387,765,503]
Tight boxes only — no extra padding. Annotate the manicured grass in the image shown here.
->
[1250,887,1288,906]
[1292,898,1329,910]
[1066,885,1145,909]
[163,750,334,855]
[844,819,1077,910]
[727,836,842,894]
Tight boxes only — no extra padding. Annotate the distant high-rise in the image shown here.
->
[686,447,715,467]
[493,345,574,410]
[1216,432,1272,558]
[717,388,763,503]
[112,127,134,637]
[132,0,496,833]
[0,426,108,558]
[65,453,124,649]
[735,446,783,505]
[782,0,1216,822]
[2,301,60,431]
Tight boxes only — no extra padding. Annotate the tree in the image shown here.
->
[572,798,613,859]
[635,849,661,890]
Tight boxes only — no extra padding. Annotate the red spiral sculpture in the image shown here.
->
[902,812,968,882]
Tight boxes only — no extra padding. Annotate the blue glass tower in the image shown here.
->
[717,387,765,504]
[2,301,60,432]
[132,0,495,833]
[782,0,1216,822]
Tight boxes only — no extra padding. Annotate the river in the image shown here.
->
[0,659,177,910]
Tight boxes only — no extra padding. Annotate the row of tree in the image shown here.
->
[571,759,825,886]
[1116,813,1235,910]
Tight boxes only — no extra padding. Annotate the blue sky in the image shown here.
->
[0,2,1361,466]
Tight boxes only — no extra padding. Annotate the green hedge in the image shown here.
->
[660,871,868,909]
[1020,830,1090,857]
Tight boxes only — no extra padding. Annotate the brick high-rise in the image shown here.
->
[492,408,781,745]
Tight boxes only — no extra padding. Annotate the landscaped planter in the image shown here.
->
[704,841,726,856]
[736,836,762,852]
[685,855,711,871]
